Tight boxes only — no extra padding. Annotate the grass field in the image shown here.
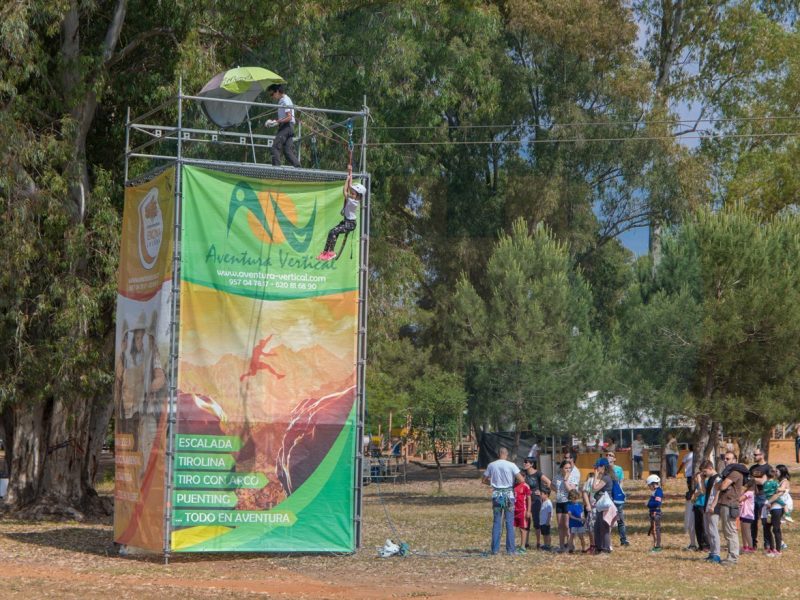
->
[0,465,796,599]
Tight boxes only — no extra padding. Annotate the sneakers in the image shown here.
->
[741,546,755,554]
[621,540,630,547]
[539,544,552,551]
[650,546,663,553]
[767,550,782,558]
[683,545,698,551]
[720,558,738,566]
[316,251,336,261]
[705,554,721,563]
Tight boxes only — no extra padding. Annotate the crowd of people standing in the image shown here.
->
[686,450,794,563]
[482,443,793,563]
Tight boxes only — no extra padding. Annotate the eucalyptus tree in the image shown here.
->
[0,0,190,515]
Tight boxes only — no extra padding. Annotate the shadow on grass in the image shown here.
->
[4,528,291,563]
[5,527,115,557]
[624,524,687,535]
[365,493,480,506]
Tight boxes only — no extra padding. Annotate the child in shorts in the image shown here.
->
[646,474,664,552]
[567,489,586,552]
[514,478,532,551]
[539,487,553,551]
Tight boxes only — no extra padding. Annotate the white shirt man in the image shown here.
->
[266,84,300,168]
[277,93,296,125]
[482,447,524,554]
[483,450,522,489]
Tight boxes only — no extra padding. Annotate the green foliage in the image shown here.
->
[5,0,800,504]
[449,218,603,435]
[409,366,467,454]
[618,205,800,436]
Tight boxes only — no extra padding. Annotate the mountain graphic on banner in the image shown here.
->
[180,343,354,419]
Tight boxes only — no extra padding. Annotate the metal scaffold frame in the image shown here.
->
[122,79,370,562]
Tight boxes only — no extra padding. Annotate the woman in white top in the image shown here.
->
[318,163,365,261]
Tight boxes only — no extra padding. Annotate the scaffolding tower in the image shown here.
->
[121,80,370,561]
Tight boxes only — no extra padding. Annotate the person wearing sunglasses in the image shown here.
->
[716,452,746,564]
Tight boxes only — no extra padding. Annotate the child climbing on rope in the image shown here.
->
[317,163,364,261]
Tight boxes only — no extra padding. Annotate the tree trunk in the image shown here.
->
[432,416,443,494]
[649,1,685,267]
[434,447,444,495]
[709,421,722,471]
[83,394,115,493]
[761,426,773,462]
[5,395,113,518]
[693,414,711,469]
[738,436,756,464]
[1,406,14,480]
[5,402,47,508]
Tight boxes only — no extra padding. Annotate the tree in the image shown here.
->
[448,218,603,446]
[0,0,185,515]
[617,205,800,462]
[409,367,467,493]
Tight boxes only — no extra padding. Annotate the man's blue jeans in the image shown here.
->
[491,493,515,554]
[615,502,628,544]
[666,454,678,477]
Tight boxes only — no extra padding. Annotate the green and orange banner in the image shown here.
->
[173,166,360,552]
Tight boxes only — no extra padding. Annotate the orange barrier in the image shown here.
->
[767,439,797,464]
[575,451,632,480]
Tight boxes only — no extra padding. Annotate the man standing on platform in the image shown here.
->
[482,447,524,555]
[265,84,301,168]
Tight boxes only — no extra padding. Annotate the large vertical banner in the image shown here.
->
[173,166,360,552]
[114,167,175,550]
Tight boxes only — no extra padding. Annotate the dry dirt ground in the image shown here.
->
[0,462,797,599]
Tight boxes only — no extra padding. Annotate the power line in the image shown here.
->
[366,114,800,130]
[365,131,800,147]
